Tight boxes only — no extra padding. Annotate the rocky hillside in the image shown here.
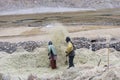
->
[0,0,120,12]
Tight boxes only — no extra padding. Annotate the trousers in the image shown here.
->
[69,56,74,67]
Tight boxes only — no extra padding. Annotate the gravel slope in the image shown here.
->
[0,0,120,15]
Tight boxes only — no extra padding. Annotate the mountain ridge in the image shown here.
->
[0,0,120,12]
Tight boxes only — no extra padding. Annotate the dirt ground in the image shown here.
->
[0,8,120,42]
[0,25,120,42]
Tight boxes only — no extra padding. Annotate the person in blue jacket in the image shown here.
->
[48,41,57,69]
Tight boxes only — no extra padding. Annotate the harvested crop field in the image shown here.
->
[0,5,120,80]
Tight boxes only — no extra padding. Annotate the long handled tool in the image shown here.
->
[65,56,68,65]
[97,58,101,66]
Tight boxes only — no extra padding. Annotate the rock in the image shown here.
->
[0,37,120,53]
[2,74,11,80]
[0,41,44,53]
[27,74,39,80]
[72,37,120,51]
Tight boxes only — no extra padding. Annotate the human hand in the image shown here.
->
[65,51,68,53]
[48,53,50,56]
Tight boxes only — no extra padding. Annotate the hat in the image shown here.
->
[48,41,52,45]
[66,36,71,43]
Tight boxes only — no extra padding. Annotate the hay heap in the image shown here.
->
[0,45,120,79]
[38,48,120,80]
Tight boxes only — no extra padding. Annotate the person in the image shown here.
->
[48,41,57,69]
[65,37,75,69]
[91,40,97,51]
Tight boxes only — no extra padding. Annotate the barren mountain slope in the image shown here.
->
[0,0,120,12]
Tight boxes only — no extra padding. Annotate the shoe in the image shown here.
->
[67,67,70,69]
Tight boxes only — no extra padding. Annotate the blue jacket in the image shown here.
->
[48,45,57,56]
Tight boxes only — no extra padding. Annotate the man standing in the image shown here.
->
[65,37,75,69]
[48,41,57,69]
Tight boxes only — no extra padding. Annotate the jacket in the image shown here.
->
[66,41,75,56]
[48,45,57,56]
